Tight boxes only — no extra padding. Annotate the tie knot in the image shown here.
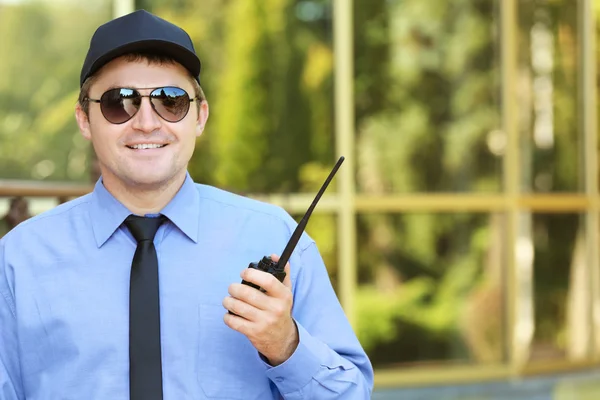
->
[125,215,166,243]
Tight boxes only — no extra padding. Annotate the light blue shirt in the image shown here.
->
[0,173,373,399]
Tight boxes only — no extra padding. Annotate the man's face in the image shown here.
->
[75,56,208,191]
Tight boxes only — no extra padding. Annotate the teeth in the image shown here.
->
[130,143,165,149]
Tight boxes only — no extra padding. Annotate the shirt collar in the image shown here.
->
[89,172,200,247]
[160,173,200,243]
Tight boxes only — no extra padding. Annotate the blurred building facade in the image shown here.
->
[1,0,599,394]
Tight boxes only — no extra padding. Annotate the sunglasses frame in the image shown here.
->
[86,86,199,124]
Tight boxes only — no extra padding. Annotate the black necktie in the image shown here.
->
[125,214,166,400]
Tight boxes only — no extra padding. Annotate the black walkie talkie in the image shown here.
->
[240,156,345,292]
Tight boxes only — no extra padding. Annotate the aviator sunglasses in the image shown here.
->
[86,86,199,124]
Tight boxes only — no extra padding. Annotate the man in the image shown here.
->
[0,9,373,400]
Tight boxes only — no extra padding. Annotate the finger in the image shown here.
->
[222,295,260,321]
[223,310,252,336]
[241,267,288,298]
[228,282,270,311]
[270,254,292,290]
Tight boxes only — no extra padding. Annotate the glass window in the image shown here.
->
[528,213,589,361]
[0,0,113,182]
[143,0,336,194]
[356,212,506,368]
[517,0,582,192]
[354,0,503,193]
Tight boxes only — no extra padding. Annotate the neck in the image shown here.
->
[101,172,186,216]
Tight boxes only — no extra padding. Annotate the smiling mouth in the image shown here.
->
[126,144,168,150]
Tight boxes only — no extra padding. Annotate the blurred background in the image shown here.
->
[2,0,600,398]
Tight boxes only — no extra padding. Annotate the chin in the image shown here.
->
[126,173,173,188]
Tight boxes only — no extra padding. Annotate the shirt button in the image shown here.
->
[275,377,284,383]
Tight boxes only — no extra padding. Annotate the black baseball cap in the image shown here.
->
[80,9,201,87]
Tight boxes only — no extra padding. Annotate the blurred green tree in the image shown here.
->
[0,0,587,368]
[0,1,112,182]
[141,0,335,193]
[353,0,504,366]
[353,0,582,367]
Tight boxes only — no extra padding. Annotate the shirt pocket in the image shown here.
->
[197,303,272,399]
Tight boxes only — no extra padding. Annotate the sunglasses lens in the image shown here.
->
[150,87,191,122]
[100,88,140,124]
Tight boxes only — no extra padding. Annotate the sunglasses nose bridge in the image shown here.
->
[130,94,162,132]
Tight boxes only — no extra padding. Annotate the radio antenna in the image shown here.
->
[277,156,345,269]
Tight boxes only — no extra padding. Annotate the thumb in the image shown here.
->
[271,254,292,289]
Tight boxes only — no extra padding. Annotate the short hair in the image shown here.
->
[78,51,206,116]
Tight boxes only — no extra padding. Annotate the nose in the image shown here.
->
[131,97,162,133]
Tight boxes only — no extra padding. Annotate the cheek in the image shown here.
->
[176,126,198,160]
[178,121,200,144]
[88,123,121,152]
[87,107,105,128]
[180,134,197,157]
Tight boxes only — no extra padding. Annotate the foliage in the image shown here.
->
[0,0,586,368]
[353,0,503,364]
[353,0,581,365]
[0,1,111,182]
[141,0,335,193]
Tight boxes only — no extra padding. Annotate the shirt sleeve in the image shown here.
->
[0,239,24,400]
[264,242,374,399]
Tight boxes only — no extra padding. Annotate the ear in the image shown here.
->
[195,100,209,137]
[75,103,92,141]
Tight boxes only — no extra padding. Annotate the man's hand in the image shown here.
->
[223,254,299,366]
